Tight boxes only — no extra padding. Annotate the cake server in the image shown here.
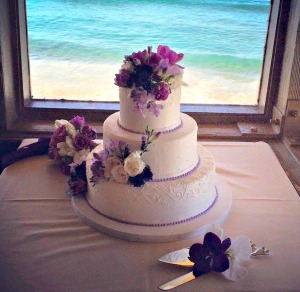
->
[158,243,270,267]
[158,243,270,290]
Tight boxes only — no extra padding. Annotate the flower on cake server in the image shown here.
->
[124,151,146,177]
[222,235,252,281]
[189,232,231,277]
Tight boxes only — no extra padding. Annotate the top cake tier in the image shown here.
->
[114,45,184,133]
[118,84,182,133]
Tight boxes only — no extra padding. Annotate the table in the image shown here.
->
[1,141,300,291]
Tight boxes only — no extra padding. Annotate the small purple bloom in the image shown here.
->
[68,179,87,196]
[132,49,148,65]
[114,69,132,87]
[153,83,170,101]
[93,150,109,163]
[73,133,91,151]
[148,103,164,117]
[70,116,85,130]
[105,139,116,152]
[82,124,97,140]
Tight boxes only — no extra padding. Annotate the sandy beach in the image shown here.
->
[30,59,259,105]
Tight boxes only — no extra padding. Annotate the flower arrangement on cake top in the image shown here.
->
[91,128,160,187]
[114,45,184,117]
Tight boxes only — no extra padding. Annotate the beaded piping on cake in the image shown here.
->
[151,156,200,182]
[86,186,218,227]
[117,118,183,135]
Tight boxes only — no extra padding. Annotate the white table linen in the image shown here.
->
[0,141,300,291]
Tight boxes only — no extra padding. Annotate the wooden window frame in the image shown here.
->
[0,0,290,139]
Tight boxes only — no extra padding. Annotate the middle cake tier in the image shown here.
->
[103,112,199,180]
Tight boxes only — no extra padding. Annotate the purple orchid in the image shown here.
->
[189,232,231,277]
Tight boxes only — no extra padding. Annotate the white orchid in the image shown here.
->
[223,235,252,281]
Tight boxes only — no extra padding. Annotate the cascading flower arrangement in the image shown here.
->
[91,128,160,187]
[48,116,98,196]
[114,45,184,117]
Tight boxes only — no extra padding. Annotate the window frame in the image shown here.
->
[0,0,290,139]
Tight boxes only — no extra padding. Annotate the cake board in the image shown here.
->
[72,175,232,242]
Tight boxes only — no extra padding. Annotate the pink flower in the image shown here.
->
[157,45,184,66]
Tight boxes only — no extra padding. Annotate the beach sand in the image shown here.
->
[30,59,259,105]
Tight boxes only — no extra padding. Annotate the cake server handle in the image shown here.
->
[159,272,195,291]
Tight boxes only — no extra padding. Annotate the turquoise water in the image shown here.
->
[26,0,270,104]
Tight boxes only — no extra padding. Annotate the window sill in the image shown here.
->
[0,119,281,142]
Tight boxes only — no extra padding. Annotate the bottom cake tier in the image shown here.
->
[86,144,216,226]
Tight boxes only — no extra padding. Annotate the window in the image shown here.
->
[0,0,291,138]
[26,0,270,107]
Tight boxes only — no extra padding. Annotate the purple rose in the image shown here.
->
[50,125,67,146]
[82,125,97,140]
[69,179,87,196]
[153,83,170,101]
[114,69,132,87]
[73,133,91,150]
[70,116,85,130]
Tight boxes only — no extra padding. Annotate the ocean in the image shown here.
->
[26,0,270,104]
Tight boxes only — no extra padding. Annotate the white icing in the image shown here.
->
[118,85,182,133]
[103,112,199,180]
[86,144,216,225]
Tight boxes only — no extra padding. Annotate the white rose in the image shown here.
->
[55,119,77,138]
[111,164,129,184]
[57,136,75,157]
[104,156,122,179]
[124,151,145,177]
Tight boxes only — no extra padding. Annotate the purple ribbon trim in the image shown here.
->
[117,119,183,135]
[86,187,218,227]
[151,157,200,182]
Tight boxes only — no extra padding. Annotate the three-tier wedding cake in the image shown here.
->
[85,46,218,227]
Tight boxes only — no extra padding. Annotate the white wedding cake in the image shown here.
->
[85,46,217,226]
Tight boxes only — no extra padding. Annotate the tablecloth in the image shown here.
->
[0,141,300,291]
